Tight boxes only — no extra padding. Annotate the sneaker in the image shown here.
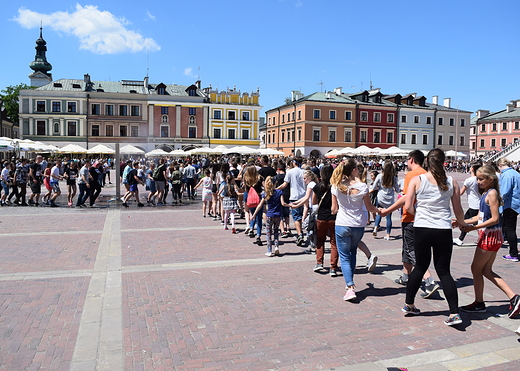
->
[68,202,72,206]
[137,203,144,207]
[286,231,293,238]
[244,227,250,235]
[213,217,219,221]
[421,282,440,299]
[444,314,462,326]
[50,203,59,208]
[460,301,486,313]
[224,227,229,230]
[281,232,288,238]
[395,276,408,285]
[516,326,520,336]
[265,251,274,257]
[502,255,519,262]
[274,248,280,256]
[296,235,303,246]
[366,254,378,272]
[313,264,324,272]
[343,289,356,301]
[508,294,520,318]
[330,269,338,277]
[122,203,129,208]
[256,237,263,246]
[372,229,378,237]
[453,238,463,246]
[232,228,237,234]
[402,304,420,315]
[383,236,390,240]
[249,230,255,238]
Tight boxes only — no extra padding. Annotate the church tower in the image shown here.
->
[28,26,53,87]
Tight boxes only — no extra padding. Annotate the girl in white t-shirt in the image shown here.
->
[454,162,482,245]
[331,159,380,302]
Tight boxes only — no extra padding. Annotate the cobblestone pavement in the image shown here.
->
[0,172,519,370]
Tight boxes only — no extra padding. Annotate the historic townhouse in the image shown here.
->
[470,100,520,157]
[385,94,434,151]
[349,89,397,149]
[265,88,357,157]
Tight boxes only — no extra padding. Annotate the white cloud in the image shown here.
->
[184,67,196,77]
[13,4,160,54]
[295,1,303,7]
[146,10,155,21]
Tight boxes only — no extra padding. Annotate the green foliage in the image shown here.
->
[0,83,35,123]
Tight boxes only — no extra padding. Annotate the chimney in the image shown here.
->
[506,104,514,113]
[512,99,520,108]
[443,98,451,108]
[476,109,490,118]
[195,80,201,89]
[326,92,332,99]
[334,87,343,95]
[144,76,149,89]
[432,95,438,105]
[84,74,91,84]
[291,90,303,101]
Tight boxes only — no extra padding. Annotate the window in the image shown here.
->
[461,136,466,146]
[186,107,195,116]
[188,89,197,96]
[346,111,353,120]
[515,122,520,130]
[374,131,381,143]
[472,127,476,135]
[291,112,295,121]
[313,110,320,119]
[471,142,476,150]
[329,111,336,120]
[461,118,466,127]
[37,101,46,112]
[502,122,507,131]
[281,131,285,142]
[298,129,302,141]
[53,122,60,133]
[387,131,394,143]
[298,110,302,120]
[501,138,507,147]
[449,135,454,146]
[105,105,114,116]
[345,130,352,142]
[119,105,128,116]
[106,125,113,136]
[37,121,46,135]
[213,128,221,138]
[67,121,77,136]
[188,116,195,125]
[272,117,276,125]
[361,112,368,121]
[480,139,485,147]
[401,115,407,123]
[414,116,419,124]
[481,123,485,132]
[91,104,100,115]
[492,123,497,131]
[374,112,381,122]
[213,110,221,119]
[228,129,236,139]
[422,134,428,145]
[120,126,127,137]
[287,131,291,142]
[52,101,61,112]
[438,135,443,145]
[282,114,285,123]
[411,134,417,145]
[131,126,139,137]
[329,130,336,142]
[313,129,320,141]
[242,111,250,121]
[161,115,168,123]
[426,116,432,125]
[161,106,169,115]
[68,102,76,113]
[92,125,99,137]
[242,129,249,140]
[400,133,406,144]
[158,87,165,95]
[131,106,140,116]
[449,118,454,126]
[438,117,444,125]
[491,138,496,147]
[360,130,367,143]
[387,113,394,123]
[228,111,236,120]
[160,126,169,137]
[189,127,197,138]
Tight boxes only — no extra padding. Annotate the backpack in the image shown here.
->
[126,170,134,184]
[152,165,162,180]
[246,186,260,208]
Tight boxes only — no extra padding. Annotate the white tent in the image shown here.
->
[145,148,170,157]
[120,144,145,155]
[258,148,284,156]
[223,146,261,155]
[351,145,380,155]
[0,139,14,152]
[379,146,409,156]
[87,144,115,154]
[59,143,88,153]
[188,147,223,155]
[170,149,188,157]
[213,145,228,152]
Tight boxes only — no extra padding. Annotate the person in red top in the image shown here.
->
[380,150,439,298]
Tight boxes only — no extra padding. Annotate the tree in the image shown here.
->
[0,83,35,124]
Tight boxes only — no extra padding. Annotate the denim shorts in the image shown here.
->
[291,205,304,222]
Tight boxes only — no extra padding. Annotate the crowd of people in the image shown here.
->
[1,150,520,334]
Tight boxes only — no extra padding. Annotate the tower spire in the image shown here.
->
[29,26,53,87]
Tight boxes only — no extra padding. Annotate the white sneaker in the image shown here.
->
[367,255,378,272]
[516,326,520,337]
[453,238,463,246]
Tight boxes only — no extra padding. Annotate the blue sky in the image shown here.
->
[1,0,519,116]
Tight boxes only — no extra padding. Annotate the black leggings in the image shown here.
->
[502,208,518,257]
[406,227,459,314]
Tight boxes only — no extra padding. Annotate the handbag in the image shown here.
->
[304,189,328,232]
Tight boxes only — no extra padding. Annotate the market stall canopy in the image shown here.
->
[119,144,145,155]
[351,145,381,155]
[169,149,188,157]
[378,146,409,156]
[187,147,223,155]
[145,148,170,157]
[445,150,467,158]
[87,144,115,154]
[0,139,14,152]
[223,146,261,155]
[258,148,284,156]
[325,149,340,158]
[58,144,88,153]
[213,145,228,152]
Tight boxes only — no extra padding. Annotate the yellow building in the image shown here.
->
[203,85,261,147]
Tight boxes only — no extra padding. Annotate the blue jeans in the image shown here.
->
[249,205,264,237]
[77,183,90,206]
[335,226,365,287]
[374,213,392,234]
